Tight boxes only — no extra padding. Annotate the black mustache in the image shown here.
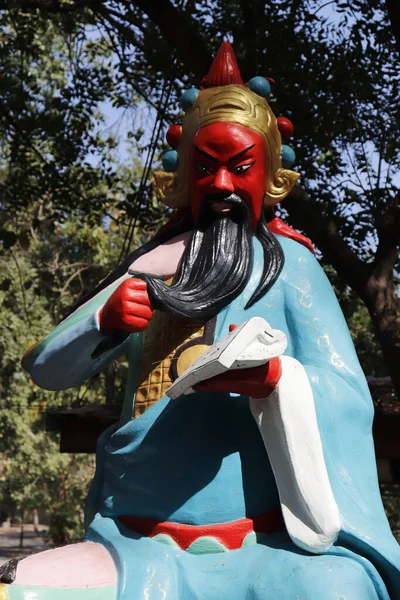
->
[201,192,247,208]
[197,193,250,228]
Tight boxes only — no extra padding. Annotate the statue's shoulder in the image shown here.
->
[268,217,314,255]
[277,235,339,311]
[277,234,318,272]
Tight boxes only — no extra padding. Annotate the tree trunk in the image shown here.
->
[33,508,39,533]
[19,512,24,549]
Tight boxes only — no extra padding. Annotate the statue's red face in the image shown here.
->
[189,122,267,229]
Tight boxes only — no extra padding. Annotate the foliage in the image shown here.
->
[48,0,399,262]
[1,2,398,272]
[0,241,91,543]
[0,6,167,541]
[1,2,398,349]
[0,197,139,543]
[0,7,170,241]
[381,484,400,541]
[0,0,399,540]
[0,9,113,221]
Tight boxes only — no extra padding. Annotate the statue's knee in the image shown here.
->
[11,542,117,588]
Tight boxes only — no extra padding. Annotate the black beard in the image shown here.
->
[141,194,284,322]
[87,195,285,358]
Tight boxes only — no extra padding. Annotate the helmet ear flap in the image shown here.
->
[264,168,300,207]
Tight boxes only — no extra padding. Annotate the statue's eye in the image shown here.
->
[196,164,211,174]
[233,162,254,174]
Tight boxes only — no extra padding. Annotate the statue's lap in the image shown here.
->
[4,532,382,600]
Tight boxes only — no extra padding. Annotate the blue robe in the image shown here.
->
[24,234,400,599]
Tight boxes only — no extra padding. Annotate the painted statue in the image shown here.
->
[1,42,400,600]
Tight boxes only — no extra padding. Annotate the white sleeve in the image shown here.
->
[249,355,341,553]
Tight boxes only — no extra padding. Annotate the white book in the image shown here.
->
[167,317,287,399]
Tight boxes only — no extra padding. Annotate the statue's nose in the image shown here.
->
[210,167,234,193]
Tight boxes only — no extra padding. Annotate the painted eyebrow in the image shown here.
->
[193,146,218,162]
[228,144,255,164]
[193,143,256,163]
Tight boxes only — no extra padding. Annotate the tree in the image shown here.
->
[0,6,170,539]
[386,0,400,52]
[0,0,399,539]
[0,194,144,541]
[96,0,400,397]
[1,0,399,397]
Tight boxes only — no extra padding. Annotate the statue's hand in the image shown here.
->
[193,357,282,399]
[99,278,153,333]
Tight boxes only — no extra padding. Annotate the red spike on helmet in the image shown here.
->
[204,41,244,88]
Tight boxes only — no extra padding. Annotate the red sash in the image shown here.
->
[119,508,283,551]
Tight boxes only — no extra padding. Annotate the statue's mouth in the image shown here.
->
[211,201,232,214]
[197,193,250,228]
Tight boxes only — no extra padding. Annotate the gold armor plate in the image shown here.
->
[134,310,212,418]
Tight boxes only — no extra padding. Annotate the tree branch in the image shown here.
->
[0,0,94,12]
[95,8,177,84]
[386,0,400,54]
[237,0,266,76]
[372,191,400,280]
[129,0,212,81]
[2,0,212,83]
[55,264,100,297]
